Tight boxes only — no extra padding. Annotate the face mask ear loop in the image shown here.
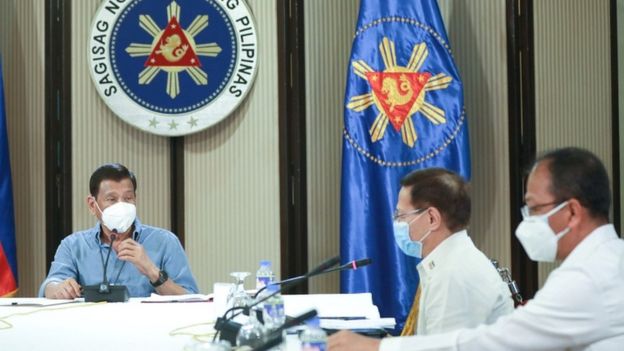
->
[406,208,429,225]
[418,229,433,243]
[537,201,570,238]
[406,210,432,243]
[415,208,433,241]
[93,199,103,216]
[399,214,421,243]
[542,201,569,218]
[555,227,571,240]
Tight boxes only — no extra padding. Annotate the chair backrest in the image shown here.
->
[491,259,524,306]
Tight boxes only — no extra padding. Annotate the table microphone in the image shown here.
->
[214,257,372,344]
[253,255,341,299]
[215,256,338,343]
[83,232,129,302]
[318,258,372,274]
[239,257,370,318]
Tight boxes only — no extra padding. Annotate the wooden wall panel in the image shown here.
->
[184,0,280,293]
[534,0,612,286]
[304,0,359,293]
[441,0,512,269]
[71,1,172,234]
[0,0,46,297]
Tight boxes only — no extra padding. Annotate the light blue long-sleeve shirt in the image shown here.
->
[39,219,198,297]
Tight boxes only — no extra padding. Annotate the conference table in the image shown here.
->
[0,294,391,351]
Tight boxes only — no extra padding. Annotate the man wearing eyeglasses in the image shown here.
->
[329,147,624,351]
[392,168,513,336]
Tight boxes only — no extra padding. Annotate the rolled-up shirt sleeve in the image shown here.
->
[38,238,78,297]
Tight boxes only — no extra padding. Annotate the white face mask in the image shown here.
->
[96,201,136,233]
[515,201,570,262]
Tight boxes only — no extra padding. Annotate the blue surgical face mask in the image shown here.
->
[393,211,432,259]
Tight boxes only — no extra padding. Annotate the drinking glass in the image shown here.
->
[236,312,266,348]
[228,272,252,310]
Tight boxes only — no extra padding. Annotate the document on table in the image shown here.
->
[320,318,396,330]
[137,293,213,303]
[283,293,381,319]
[0,298,81,307]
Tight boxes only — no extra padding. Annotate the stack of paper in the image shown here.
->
[320,318,396,330]
[134,293,213,303]
[282,293,395,330]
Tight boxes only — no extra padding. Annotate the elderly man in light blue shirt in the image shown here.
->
[40,163,198,299]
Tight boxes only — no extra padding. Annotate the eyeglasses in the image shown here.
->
[393,208,425,221]
[520,201,560,218]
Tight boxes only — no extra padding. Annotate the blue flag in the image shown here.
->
[340,0,470,333]
[0,58,17,297]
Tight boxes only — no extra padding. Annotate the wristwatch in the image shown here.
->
[150,270,168,288]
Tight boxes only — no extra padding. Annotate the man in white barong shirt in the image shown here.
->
[390,168,513,335]
[329,147,624,351]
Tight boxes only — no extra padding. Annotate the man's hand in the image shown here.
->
[45,278,82,299]
[116,238,159,282]
[328,330,381,351]
[115,237,188,295]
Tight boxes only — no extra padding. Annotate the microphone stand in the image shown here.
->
[213,279,295,344]
[491,259,523,306]
[225,262,349,326]
[83,232,129,302]
[253,256,340,299]
[213,258,372,344]
[253,275,308,300]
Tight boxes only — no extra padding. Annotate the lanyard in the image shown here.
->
[96,231,141,285]
[98,243,127,285]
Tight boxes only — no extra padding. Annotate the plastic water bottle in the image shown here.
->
[299,316,327,351]
[256,260,274,289]
[262,284,285,331]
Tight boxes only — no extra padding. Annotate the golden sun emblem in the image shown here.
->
[125,1,222,98]
[347,37,452,147]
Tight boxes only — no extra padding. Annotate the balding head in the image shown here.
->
[533,147,610,221]
[400,168,470,232]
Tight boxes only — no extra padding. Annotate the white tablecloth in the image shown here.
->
[0,298,222,351]
[0,294,386,351]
